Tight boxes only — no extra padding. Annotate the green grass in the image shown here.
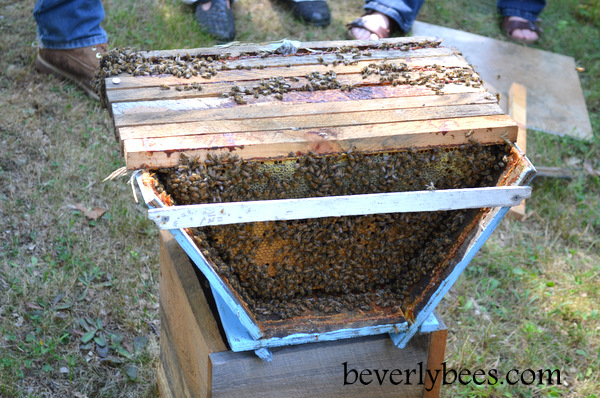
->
[0,0,598,396]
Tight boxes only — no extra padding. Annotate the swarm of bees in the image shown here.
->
[152,144,512,320]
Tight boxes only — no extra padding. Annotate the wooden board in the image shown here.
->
[412,21,593,140]
[99,38,518,170]
[158,230,226,397]
[158,230,448,398]
[146,185,531,228]
[508,83,527,221]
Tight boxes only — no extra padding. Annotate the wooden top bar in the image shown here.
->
[97,38,517,169]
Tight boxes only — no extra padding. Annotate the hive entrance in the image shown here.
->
[152,144,511,321]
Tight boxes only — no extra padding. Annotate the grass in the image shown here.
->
[0,0,598,396]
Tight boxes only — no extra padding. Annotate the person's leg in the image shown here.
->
[34,0,107,99]
[280,0,331,27]
[34,0,107,49]
[498,0,546,43]
[348,0,425,40]
[189,0,236,42]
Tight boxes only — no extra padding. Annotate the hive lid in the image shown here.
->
[96,37,519,170]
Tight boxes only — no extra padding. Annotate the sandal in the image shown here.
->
[502,16,542,44]
[194,0,235,42]
[346,12,391,40]
[280,0,331,27]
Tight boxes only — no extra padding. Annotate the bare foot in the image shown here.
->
[201,0,230,11]
[349,12,391,40]
[507,16,539,42]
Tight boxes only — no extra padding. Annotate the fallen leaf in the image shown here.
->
[74,204,107,220]
[133,335,148,354]
[97,343,109,358]
[125,364,139,380]
[101,355,124,365]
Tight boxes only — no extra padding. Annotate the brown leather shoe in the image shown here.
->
[35,43,107,101]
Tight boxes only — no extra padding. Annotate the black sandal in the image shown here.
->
[280,0,331,27]
[502,16,542,44]
[194,0,235,42]
[346,13,391,40]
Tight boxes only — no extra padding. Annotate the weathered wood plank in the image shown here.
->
[123,115,517,169]
[113,91,494,120]
[159,312,196,398]
[158,230,226,397]
[423,317,447,398]
[210,333,430,398]
[147,186,531,228]
[137,36,442,60]
[156,361,176,398]
[115,91,496,131]
[508,83,527,221]
[117,103,503,142]
[109,70,482,105]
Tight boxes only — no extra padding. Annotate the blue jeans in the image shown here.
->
[34,0,107,49]
[364,0,425,33]
[497,0,546,22]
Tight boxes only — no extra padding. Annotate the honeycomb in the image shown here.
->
[153,144,512,320]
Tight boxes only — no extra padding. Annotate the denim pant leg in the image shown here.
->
[497,0,546,21]
[364,0,425,33]
[34,0,107,49]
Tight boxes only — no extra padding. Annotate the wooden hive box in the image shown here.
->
[98,37,535,354]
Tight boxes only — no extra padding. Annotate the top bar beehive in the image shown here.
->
[97,38,533,341]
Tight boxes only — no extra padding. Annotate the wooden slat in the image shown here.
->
[123,115,517,169]
[509,83,527,154]
[115,91,496,128]
[508,83,527,221]
[110,74,483,109]
[147,186,531,228]
[102,38,513,170]
[423,328,448,397]
[136,36,441,60]
[117,103,503,139]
